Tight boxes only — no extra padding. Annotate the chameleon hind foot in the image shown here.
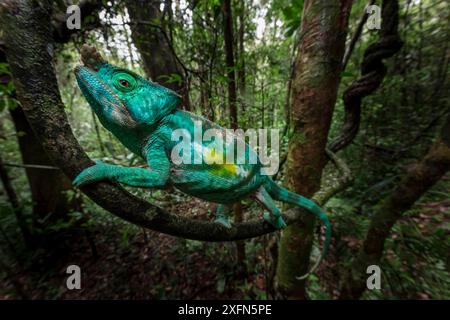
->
[256,187,287,229]
[263,212,287,229]
[214,204,232,228]
[214,216,232,229]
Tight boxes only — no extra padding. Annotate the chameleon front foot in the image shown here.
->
[73,160,110,187]
[263,212,287,229]
[214,216,232,229]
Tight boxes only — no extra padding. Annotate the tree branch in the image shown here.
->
[329,0,403,153]
[0,0,306,242]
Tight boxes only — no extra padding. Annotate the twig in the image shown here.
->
[2,162,59,170]
[342,0,376,70]
[0,155,32,246]
[313,148,353,206]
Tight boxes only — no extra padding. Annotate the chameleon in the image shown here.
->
[73,45,330,278]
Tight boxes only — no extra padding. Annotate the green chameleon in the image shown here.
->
[74,45,330,278]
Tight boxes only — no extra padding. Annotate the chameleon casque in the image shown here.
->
[74,45,330,278]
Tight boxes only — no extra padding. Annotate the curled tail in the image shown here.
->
[264,178,331,279]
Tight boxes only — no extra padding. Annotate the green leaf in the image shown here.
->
[341,71,355,78]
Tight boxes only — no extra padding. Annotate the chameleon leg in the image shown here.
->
[73,160,169,188]
[255,187,287,229]
[214,204,232,229]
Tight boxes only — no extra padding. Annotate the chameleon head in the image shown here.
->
[74,44,181,131]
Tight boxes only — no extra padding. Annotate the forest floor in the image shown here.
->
[0,192,449,299]
[0,197,277,300]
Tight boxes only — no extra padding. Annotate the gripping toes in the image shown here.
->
[214,216,232,229]
[256,187,287,229]
[263,212,287,229]
[73,160,109,186]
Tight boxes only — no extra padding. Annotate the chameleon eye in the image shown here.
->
[119,79,129,87]
[112,72,136,92]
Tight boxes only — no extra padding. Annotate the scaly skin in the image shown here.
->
[73,45,330,278]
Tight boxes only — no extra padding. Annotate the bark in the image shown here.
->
[0,0,308,243]
[276,0,353,299]
[340,114,450,299]
[237,0,246,97]
[234,202,247,276]
[125,0,190,109]
[222,0,238,129]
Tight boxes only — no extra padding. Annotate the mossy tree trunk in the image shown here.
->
[276,0,353,299]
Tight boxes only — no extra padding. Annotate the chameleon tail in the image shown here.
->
[264,178,331,280]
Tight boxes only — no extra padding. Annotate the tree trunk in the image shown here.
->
[237,0,246,97]
[125,0,190,109]
[222,0,246,271]
[9,106,75,227]
[223,0,238,129]
[0,154,32,247]
[340,114,450,299]
[276,0,353,299]
[1,46,76,231]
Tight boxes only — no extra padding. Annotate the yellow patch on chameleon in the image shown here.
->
[204,148,238,176]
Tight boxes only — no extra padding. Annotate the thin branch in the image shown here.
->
[342,0,376,70]
[1,162,59,170]
[313,149,353,206]
[0,155,32,246]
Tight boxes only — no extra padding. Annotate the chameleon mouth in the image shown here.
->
[74,65,101,111]
[74,65,133,122]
